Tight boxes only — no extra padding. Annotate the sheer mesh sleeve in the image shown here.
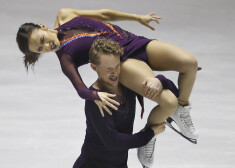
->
[57,52,100,100]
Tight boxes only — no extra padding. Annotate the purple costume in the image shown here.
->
[55,16,152,101]
[55,17,179,168]
[55,16,179,117]
[73,85,154,168]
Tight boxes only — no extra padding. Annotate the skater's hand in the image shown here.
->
[138,12,162,30]
[151,122,166,135]
[143,77,163,100]
[95,92,120,117]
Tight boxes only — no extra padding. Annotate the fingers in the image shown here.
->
[98,106,105,117]
[102,105,112,115]
[155,19,160,24]
[148,88,157,100]
[151,91,160,100]
[105,100,118,111]
[142,79,147,86]
[149,12,156,16]
[148,25,155,31]
[151,122,167,135]
[106,93,116,98]
[144,83,150,96]
[106,97,120,106]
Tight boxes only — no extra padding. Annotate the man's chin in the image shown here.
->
[109,81,119,87]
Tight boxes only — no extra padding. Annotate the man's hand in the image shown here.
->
[143,77,163,100]
[95,92,120,117]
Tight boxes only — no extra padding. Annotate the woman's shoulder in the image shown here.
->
[54,8,78,29]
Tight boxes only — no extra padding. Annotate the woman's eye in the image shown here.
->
[37,46,42,52]
[40,36,44,43]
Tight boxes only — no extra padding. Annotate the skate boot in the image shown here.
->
[166,104,198,144]
[137,133,156,168]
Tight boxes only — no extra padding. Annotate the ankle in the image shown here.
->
[178,99,191,106]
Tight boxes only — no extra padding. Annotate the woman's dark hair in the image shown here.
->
[16,23,41,72]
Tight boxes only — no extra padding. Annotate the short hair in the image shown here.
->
[89,38,124,65]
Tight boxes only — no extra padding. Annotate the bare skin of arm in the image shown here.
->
[54,8,161,30]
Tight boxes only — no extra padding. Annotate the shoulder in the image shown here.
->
[54,8,77,29]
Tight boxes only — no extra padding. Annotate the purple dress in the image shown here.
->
[55,17,152,100]
[73,85,154,168]
[55,16,179,117]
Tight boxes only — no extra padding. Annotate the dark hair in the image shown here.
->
[16,23,41,72]
[89,38,124,65]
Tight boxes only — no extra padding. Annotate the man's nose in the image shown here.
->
[111,70,118,75]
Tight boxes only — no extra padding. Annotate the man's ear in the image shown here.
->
[90,63,97,71]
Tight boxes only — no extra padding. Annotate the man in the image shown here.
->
[73,38,178,168]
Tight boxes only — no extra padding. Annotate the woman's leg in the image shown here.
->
[146,40,198,105]
[120,59,178,125]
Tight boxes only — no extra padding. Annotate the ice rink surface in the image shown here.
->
[1,0,235,167]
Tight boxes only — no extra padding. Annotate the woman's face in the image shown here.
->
[28,26,60,53]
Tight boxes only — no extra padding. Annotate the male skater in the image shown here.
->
[73,38,178,168]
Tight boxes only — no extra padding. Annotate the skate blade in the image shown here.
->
[166,117,197,144]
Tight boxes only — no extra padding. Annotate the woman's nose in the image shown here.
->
[44,42,50,48]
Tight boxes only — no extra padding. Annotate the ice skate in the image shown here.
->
[137,132,156,168]
[166,104,198,144]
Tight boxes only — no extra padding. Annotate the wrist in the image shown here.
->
[155,74,166,89]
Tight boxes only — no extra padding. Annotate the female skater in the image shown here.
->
[16,8,199,167]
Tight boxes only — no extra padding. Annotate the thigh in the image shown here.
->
[146,40,197,72]
[120,59,175,104]
[120,58,155,96]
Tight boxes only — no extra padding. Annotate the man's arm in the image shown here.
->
[85,100,154,151]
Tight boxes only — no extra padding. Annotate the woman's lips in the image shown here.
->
[51,42,57,50]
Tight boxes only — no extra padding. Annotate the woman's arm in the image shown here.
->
[57,51,120,114]
[57,52,100,100]
[54,8,161,30]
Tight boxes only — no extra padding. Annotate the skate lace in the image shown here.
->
[145,137,156,158]
[180,107,195,132]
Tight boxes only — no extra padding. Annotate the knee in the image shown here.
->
[186,56,198,72]
[164,96,178,111]
[190,57,198,70]
[157,91,178,111]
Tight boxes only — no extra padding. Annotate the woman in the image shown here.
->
[16,8,198,145]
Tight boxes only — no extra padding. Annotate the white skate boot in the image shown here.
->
[137,133,156,168]
[166,104,199,144]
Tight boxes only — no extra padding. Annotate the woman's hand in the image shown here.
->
[138,12,162,30]
[150,122,166,135]
[143,77,163,100]
[95,92,120,117]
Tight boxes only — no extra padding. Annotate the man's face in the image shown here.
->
[92,53,121,87]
